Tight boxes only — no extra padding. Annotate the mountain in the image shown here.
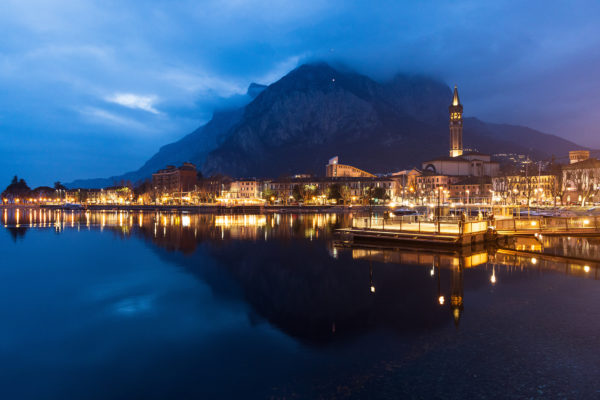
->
[69,62,583,188]
[203,63,580,177]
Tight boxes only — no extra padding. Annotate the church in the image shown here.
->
[421,86,499,177]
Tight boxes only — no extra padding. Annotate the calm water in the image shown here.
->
[1,209,599,399]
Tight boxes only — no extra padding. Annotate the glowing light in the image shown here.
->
[531,257,537,265]
[584,265,590,273]
[370,285,376,293]
[438,295,445,305]
[583,219,590,225]
[531,220,537,227]
[182,215,191,227]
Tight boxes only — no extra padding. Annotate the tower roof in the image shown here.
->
[452,85,461,106]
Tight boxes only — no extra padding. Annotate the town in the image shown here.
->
[2,87,599,210]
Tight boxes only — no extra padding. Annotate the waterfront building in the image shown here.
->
[218,179,263,204]
[415,173,461,204]
[325,156,376,178]
[266,176,394,205]
[449,177,492,204]
[562,157,600,205]
[152,163,198,195]
[569,150,590,164]
[391,169,422,203]
[492,175,558,205]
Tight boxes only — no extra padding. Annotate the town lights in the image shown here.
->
[583,265,590,273]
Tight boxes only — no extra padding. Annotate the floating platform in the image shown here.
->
[337,227,500,247]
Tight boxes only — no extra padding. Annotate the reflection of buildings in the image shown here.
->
[350,245,480,326]
[343,239,600,326]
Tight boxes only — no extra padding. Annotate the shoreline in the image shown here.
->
[23,204,392,214]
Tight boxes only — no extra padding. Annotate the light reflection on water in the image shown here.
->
[1,208,600,399]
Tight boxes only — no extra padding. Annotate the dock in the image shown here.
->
[495,216,600,236]
[337,215,498,247]
[338,214,600,247]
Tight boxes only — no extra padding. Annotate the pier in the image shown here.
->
[338,214,600,247]
[495,215,600,236]
[338,215,496,246]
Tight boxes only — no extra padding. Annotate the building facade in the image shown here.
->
[569,150,590,164]
[267,176,394,204]
[562,158,600,205]
[152,163,198,194]
[492,175,558,205]
[223,179,261,200]
[325,156,376,178]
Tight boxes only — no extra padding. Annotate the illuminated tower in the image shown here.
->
[450,262,464,327]
[449,85,463,157]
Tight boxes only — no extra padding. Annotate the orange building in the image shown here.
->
[152,163,198,194]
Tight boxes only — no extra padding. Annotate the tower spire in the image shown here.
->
[452,85,460,106]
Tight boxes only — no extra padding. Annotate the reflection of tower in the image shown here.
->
[449,85,463,157]
[450,261,464,327]
[369,261,376,293]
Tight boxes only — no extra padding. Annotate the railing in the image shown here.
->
[351,215,489,235]
[495,216,600,233]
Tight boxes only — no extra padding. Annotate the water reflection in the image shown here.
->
[3,208,598,341]
[3,208,600,398]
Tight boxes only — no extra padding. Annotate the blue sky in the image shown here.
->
[1,0,599,187]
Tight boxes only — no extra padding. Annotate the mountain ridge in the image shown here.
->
[68,62,584,188]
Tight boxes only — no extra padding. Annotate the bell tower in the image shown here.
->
[449,85,463,157]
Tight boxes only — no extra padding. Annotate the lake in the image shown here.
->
[1,209,599,399]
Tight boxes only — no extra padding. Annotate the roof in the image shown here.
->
[423,153,498,163]
[452,85,461,106]
[563,157,600,170]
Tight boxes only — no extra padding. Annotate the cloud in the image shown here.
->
[78,107,156,132]
[105,93,160,114]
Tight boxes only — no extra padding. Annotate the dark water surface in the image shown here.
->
[1,209,599,399]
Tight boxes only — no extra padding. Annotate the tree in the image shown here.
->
[327,183,343,202]
[372,187,388,201]
[566,165,600,206]
[54,181,67,190]
[546,159,565,206]
[339,185,351,205]
[292,185,304,202]
[2,176,31,202]
[262,188,277,204]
